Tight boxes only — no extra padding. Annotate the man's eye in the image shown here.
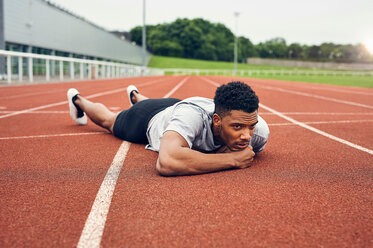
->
[233,125,241,129]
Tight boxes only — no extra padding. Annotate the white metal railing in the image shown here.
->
[0,50,163,84]
[163,68,373,77]
[2,50,371,84]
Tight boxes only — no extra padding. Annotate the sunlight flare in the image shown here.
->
[364,39,373,54]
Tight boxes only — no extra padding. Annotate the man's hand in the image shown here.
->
[230,146,256,169]
[216,145,255,168]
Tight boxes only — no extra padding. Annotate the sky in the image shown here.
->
[50,0,373,47]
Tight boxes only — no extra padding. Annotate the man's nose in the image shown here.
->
[240,128,251,141]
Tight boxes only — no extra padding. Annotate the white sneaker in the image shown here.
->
[127,85,139,106]
[67,88,87,125]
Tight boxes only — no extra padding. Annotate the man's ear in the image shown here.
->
[212,113,222,126]
[212,113,222,136]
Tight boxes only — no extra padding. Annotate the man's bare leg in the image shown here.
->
[131,91,148,104]
[74,95,117,133]
[70,86,150,132]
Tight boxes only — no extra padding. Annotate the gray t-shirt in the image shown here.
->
[146,97,269,153]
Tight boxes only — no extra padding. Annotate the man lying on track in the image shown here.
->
[67,81,269,176]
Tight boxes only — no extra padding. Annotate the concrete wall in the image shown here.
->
[3,0,150,65]
[247,58,373,71]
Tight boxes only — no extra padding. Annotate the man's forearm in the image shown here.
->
[156,131,255,176]
[157,147,239,176]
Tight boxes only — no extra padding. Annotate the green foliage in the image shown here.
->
[130,18,236,61]
[299,43,372,63]
[152,41,183,57]
[287,43,304,59]
[129,26,142,45]
[129,18,373,63]
[307,45,321,60]
[256,37,287,58]
[180,22,203,58]
[238,36,258,61]
[129,25,155,46]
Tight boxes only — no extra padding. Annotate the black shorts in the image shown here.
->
[113,98,181,144]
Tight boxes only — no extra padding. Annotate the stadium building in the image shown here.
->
[0,0,151,80]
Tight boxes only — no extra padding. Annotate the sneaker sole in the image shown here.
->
[67,88,87,125]
[126,85,139,106]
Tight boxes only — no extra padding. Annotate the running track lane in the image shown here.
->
[1,76,372,247]
[0,76,183,118]
[0,76,188,247]
[77,76,190,248]
[99,76,372,247]
[226,76,373,103]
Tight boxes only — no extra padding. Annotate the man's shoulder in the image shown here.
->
[180,97,213,104]
[255,115,270,138]
[176,97,214,113]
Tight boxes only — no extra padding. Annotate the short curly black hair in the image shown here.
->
[214,81,259,116]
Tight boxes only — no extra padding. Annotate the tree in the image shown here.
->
[255,38,287,59]
[307,45,322,60]
[179,22,203,58]
[129,25,155,46]
[212,23,234,61]
[319,43,335,61]
[195,34,218,60]
[146,24,168,54]
[130,18,372,63]
[287,43,304,59]
[151,41,183,57]
[130,18,235,61]
[265,37,287,58]
[355,43,371,62]
[339,44,357,62]
[255,42,270,58]
[238,36,258,62]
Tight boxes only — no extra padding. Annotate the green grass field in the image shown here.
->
[149,55,305,70]
[149,55,373,88]
[249,74,373,88]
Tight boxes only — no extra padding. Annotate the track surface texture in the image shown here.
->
[0,76,372,247]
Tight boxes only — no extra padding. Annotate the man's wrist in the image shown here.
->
[223,152,238,169]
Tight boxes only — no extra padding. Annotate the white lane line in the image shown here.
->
[77,76,189,248]
[0,110,69,114]
[217,74,373,96]
[163,76,190,98]
[3,110,373,116]
[0,131,108,140]
[253,79,373,96]
[297,86,373,96]
[0,78,167,120]
[0,89,64,100]
[0,100,71,119]
[268,119,373,126]
[260,103,373,155]
[77,141,131,248]
[2,119,370,141]
[200,76,373,155]
[260,112,373,116]
[251,84,373,110]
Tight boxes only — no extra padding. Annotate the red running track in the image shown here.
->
[0,75,372,247]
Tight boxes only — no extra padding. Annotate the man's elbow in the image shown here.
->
[156,158,178,176]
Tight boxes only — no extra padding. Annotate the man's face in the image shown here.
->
[213,110,258,151]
